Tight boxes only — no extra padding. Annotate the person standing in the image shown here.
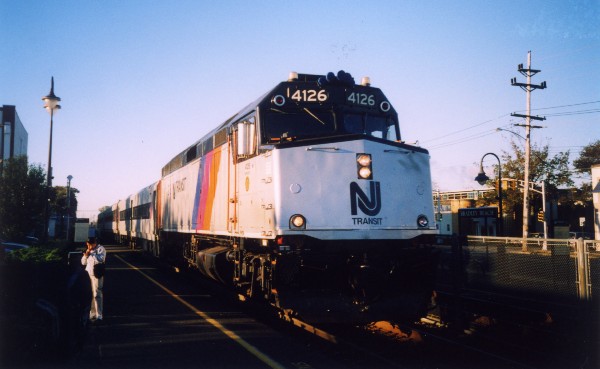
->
[81,237,106,322]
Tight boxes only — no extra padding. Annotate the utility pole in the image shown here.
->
[510,51,547,249]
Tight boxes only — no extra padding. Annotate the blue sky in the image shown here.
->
[1,0,598,219]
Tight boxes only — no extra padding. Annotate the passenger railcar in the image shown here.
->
[129,181,160,253]
[99,71,440,322]
[97,206,113,243]
[116,198,130,245]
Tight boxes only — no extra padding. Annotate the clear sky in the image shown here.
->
[1,0,598,220]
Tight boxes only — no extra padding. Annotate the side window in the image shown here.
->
[386,123,399,141]
[185,146,197,163]
[365,115,397,141]
[202,138,214,154]
[214,127,227,148]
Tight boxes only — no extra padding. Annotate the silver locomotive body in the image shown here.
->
[102,72,440,322]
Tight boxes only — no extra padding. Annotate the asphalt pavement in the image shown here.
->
[65,246,359,369]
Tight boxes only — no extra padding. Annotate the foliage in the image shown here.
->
[573,140,600,173]
[564,182,592,204]
[5,246,63,264]
[0,156,79,241]
[477,140,573,220]
[501,141,573,191]
[4,238,73,265]
[0,156,46,241]
[51,185,79,239]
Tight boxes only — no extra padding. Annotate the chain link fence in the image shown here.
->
[435,236,598,303]
[433,235,598,367]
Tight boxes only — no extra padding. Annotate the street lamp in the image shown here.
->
[42,77,61,241]
[475,152,503,236]
[66,175,73,242]
[496,127,526,141]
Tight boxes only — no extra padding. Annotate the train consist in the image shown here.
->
[98,71,440,322]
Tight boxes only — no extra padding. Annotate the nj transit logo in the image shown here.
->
[350,181,381,216]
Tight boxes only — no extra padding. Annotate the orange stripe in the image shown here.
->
[202,148,222,229]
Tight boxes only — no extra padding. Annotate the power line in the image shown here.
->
[420,100,596,150]
[514,100,600,113]
[513,100,600,117]
[544,109,600,117]
[427,129,498,150]
[420,115,509,144]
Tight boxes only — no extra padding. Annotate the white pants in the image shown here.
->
[89,274,104,319]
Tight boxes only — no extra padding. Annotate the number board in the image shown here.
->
[286,88,328,103]
[346,91,377,107]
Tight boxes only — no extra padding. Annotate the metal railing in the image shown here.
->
[434,235,598,316]
[433,235,598,367]
[463,236,596,301]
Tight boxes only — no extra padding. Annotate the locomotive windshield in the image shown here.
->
[263,109,336,143]
[260,75,401,144]
[342,113,398,141]
[262,109,398,144]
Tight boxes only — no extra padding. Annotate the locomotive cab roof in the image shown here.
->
[161,71,406,177]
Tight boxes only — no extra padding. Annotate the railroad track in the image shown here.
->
[276,307,592,369]
[137,250,594,368]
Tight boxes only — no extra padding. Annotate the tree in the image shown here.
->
[51,185,79,239]
[573,140,600,173]
[570,140,600,204]
[501,140,573,191]
[476,140,573,236]
[0,156,46,241]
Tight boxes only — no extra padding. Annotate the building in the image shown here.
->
[433,189,493,235]
[0,105,28,169]
[593,164,600,241]
[435,180,596,239]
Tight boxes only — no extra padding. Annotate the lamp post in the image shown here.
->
[496,127,526,141]
[42,77,61,241]
[475,153,503,236]
[66,175,73,242]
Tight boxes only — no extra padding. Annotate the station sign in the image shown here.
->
[458,207,498,218]
[458,207,499,236]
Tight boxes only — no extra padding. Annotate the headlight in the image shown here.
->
[357,154,371,166]
[417,215,429,228]
[290,214,306,229]
[356,153,373,179]
[358,167,372,179]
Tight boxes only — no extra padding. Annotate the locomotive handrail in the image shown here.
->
[306,146,339,151]
[384,149,412,154]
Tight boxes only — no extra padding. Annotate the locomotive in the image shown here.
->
[98,71,440,322]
